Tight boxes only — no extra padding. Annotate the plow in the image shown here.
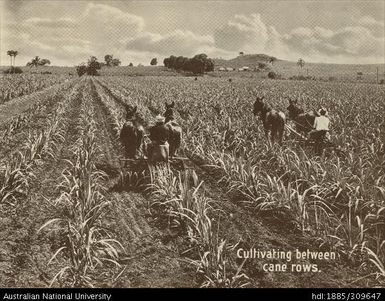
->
[120,156,189,172]
[117,155,190,191]
[285,123,346,158]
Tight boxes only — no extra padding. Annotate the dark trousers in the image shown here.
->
[147,141,169,163]
[309,130,329,142]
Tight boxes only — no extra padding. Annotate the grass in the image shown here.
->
[147,164,250,287]
[99,75,385,283]
[38,81,124,287]
[1,73,384,286]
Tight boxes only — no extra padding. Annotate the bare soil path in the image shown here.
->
[0,80,75,128]
[182,151,365,287]
[90,78,195,287]
[88,77,368,287]
[0,81,76,161]
[0,80,84,287]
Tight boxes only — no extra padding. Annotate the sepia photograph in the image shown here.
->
[0,0,384,290]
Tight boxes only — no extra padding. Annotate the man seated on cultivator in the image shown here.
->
[308,108,331,142]
[147,115,170,163]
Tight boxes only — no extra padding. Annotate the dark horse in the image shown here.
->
[164,101,182,157]
[253,96,286,145]
[286,98,317,135]
[119,105,145,159]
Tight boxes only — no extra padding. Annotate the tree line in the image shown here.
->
[26,56,51,68]
[163,54,214,74]
[5,51,51,74]
[76,55,123,76]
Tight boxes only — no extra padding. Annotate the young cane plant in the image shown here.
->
[39,93,124,287]
[148,165,249,287]
[0,153,30,206]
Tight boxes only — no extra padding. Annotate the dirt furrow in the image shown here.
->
[94,78,129,109]
[0,80,76,128]
[0,80,85,287]
[0,81,77,162]
[80,78,358,287]
[84,79,363,287]
[89,78,123,176]
[182,150,362,287]
[89,78,194,287]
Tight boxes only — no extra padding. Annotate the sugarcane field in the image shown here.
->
[0,0,385,291]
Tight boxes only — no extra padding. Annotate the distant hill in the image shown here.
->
[214,54,277,69]
[213,54,385,83]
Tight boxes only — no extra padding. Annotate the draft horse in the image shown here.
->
[286,98,317,135]
[119,105,145,160]
[286,99,344,157]
[164,101,182,157]
[253,96,286,145]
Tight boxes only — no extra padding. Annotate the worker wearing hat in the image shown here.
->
[308,107,331,142]
[149,115,169,144]
[147,115,170,162]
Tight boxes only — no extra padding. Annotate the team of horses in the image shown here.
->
[253,96,286,145]
[119,95,324,163]
[119,102,182,163]
[253,96,320,145]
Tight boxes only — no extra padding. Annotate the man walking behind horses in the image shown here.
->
[308,107,330,142]
[147,115,170,162]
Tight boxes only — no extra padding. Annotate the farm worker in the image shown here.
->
[147,115,170,162]
[120,106,145,160]
[308,108,331,141]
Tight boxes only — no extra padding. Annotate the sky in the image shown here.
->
[0,0,384,66]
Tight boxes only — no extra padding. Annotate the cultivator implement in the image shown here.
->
[120,156,189,172]
[285,124,307,140]
[285,123,346,158]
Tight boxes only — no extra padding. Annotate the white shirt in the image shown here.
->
[314,116,330,131]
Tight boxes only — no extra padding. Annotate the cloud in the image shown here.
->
[214,14,282,54]
[358,16,384,28]
[81,3,144,39]
[25,17,76,28]
[3,0,24,16]
[29,41,55,51]
[284,25,384,62]
[123,13,283,61]
[1,3,383,66]
[125,30,215,57]
[2,18,92,66]
[2,3,146,65]
[212,13,384,63]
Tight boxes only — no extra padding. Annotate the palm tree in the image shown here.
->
[7,50,14,68]
[13,51,18,67]
[269,56,277,65]
[297,58,305,69]
[297,58,305,76]
[27,56,41,68]
[27,56,51,68]
[32,56,41,67]
[6,50,19,73]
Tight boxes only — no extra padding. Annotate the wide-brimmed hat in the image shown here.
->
[155,115,165,123]
[318,107,328,115]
